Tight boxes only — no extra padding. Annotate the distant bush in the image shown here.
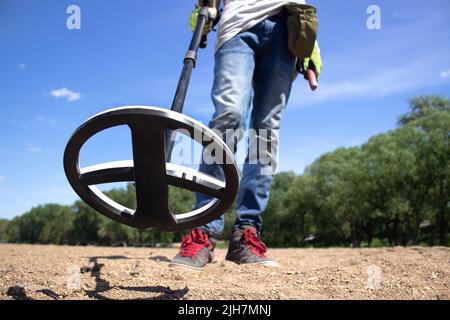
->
[0,219,9,243]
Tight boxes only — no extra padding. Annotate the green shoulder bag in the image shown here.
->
[285,3,318,59]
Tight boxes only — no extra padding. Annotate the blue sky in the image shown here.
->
[1,0,449,219]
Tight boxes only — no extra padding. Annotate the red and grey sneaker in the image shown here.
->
[225,226,279,267]
[169,228,217,271]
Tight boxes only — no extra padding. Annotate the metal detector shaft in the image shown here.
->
[166,7,210,161]
[171,8,209,113]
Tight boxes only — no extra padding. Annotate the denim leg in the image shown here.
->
[234,16,296,234]
[196,31,257,239]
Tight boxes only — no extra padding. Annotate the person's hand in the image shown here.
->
[189,6,218,35]
[302,41,323,79]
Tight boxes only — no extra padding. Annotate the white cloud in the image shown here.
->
[26,144,42,153]
[18,63,26,69]
[36,115,58,127]
[0,175,6,183]
[440,68,450,79]
[49,87,81,102]
[26,144,54,154]
[290,54,447,108]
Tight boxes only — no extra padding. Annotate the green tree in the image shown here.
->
[0,219,9,242]
[262,171,297,246]
[7,204,73,244]
[71,200,103,244]
[401,112,450,245]
[362,132,416,245]
[398,95,450,126]
[308,147,371,247]
[282,173,318,246]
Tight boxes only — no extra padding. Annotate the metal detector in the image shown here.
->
[63,5,239,231]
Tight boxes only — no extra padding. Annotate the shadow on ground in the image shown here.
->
[7,255,186,300]
[83,257,187,300]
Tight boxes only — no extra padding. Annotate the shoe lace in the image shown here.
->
[242,228,267,257]
[180,229,210,258]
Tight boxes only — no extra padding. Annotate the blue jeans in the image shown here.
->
[197,13,295,238]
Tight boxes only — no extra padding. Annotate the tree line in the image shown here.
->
[0,95,448,247]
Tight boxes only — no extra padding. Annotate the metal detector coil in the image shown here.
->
[64,106,239,231]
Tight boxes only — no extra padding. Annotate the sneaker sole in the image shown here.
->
[168,262,205,272]
[252,260,280,268]
[225,258,281,268]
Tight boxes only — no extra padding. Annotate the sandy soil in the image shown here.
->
[0,244,448,300]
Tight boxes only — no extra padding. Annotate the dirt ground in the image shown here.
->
[0,244,448,300]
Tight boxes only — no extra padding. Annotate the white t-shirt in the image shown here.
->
[215,0,306,52]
